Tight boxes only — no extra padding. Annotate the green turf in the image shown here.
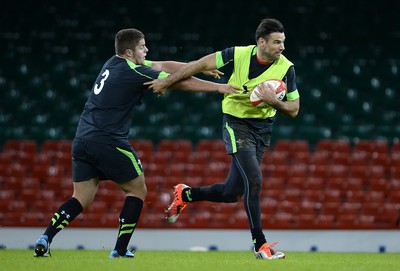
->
[1,250,399,271]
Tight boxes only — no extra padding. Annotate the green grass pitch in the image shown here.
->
[1,250,399,271]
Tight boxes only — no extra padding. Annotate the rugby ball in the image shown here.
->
[250,79,287,107]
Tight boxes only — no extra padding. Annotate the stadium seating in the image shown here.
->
[1,138,400,230]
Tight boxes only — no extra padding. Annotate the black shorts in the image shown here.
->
[72,138,143,183]
[222,114,271,162]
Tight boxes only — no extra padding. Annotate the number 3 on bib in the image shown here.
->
[94,69,110,95]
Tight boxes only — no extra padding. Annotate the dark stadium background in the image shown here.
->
[1,0,398,145]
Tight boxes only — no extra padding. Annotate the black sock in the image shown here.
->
[181,187,192,202]
[183,184,227,202]
[44,197,83,243]
[114,196,143,255]
[251,228,267,252]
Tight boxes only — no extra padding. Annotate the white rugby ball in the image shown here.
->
[250,79,287,107]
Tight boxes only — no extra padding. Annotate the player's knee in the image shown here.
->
[248,178,262,197]
[222,191,241,203]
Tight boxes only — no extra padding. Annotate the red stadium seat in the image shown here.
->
[22,212,48,227]
[265,189,285,201]
[371,153,391,168]
[171,151,190,164]
[304,177,324,190]
[85,201,109,214]
[325,177,345,191]
[2,177,22,190]
[129,139,154,155]
[287,164,308,178]
[263,150,289,165]
[373,203,399,228]
[260,198,278,215]
[369,165,386,179]
[308,165,330,178]
[38,190,57,201]
[278,200,301,214]
[17,151,36,169]
[387,190,400,203]
[230,213,249,229]
[302,189,323,202]
[335,214,358,229]
[391,152,400,168]
[145,163,164,177]
[297,214,318,229]
[165,163,186,178]
[196,139,225,152]
[20,189,39,202]
[42,140,72,154]
[329,165,348,178]
[31,200,63,214]
[2,163,26,178]
[368,178,390,192]
[210,151,230,164]
[141,213,170,228]
[0,200,26,213]
[282,189,302,202]
[274,139,309,153]
[350,151,370,165]
[269,213,294,229]
[315,214,335,228]
[339,202,361,215]
[353,140,388,154]
[150,151,171,165]
[3,139,37,154]
[101,213,119,227]
[186,163,207,178]
[0,151,15,167]
[322,190,342,203]
[186,215,212,229]
[269,164,290,178]
[264,177,286,190]
[158,139,192,154]
[188,151,210,164]
[392,140,400,153]
[364,191,385,203]
[360,202,382,216]
[299,201,319,215]
[285,176,306,190]
[389,166,400,179]
[349,165,369,179]
[344,177,364,191]
[208,162,229,178]
[331,152,350,166]
[2,212,24,226]
[291,151,312,164]
[357,215,375,228]
[315,139,351,154]
[345,190,365,203]
[0,189,16,201]
[311,151,331,165]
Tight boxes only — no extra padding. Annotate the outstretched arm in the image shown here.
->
[151,59,223,79]
[171,76,239,94]
[145,53,218,94]
[150,61,185,73]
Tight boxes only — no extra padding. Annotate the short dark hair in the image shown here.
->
[115,28,145,55]
[255,18,285,42]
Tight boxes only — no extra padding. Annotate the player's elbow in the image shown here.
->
[288,108,299,118]
[286,99,300,118]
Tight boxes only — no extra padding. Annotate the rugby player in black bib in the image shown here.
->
[33,28,238,258]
